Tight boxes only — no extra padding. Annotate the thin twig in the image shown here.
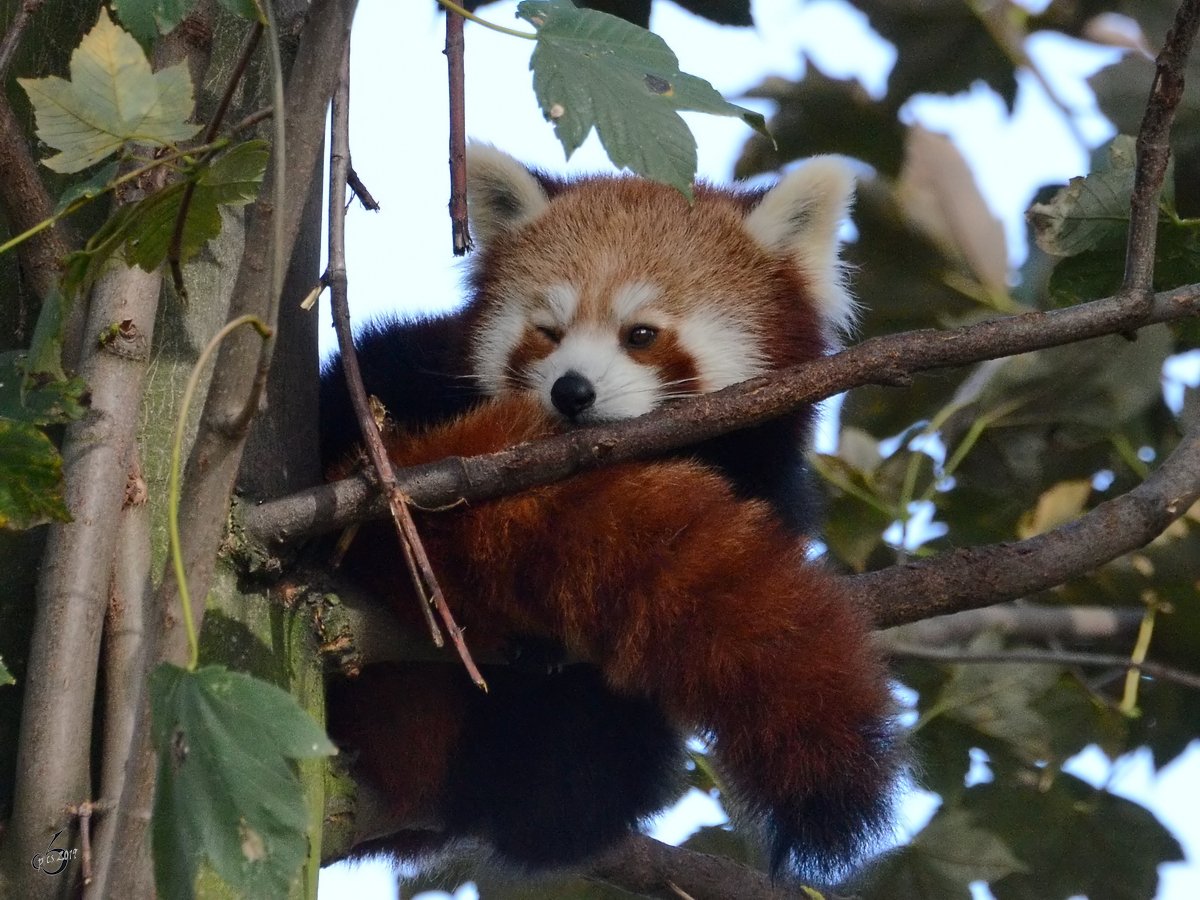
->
[168,22,265,301]
[71,801,96,884]
[0,0,46,81]
[231,105,274,135]
[446,5,470,254]
[347,166,379,210]
[887,644,1200,692]
[325,40,486,688]
[1123,0,1200,304]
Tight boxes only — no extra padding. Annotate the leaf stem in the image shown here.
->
[435,0,537,40]
[1120,604,1158,714]
[0,139,231,258]
[169,315,272,672]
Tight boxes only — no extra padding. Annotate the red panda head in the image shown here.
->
[464,144,857,424]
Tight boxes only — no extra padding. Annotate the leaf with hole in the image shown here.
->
[518,0,768,197]
[149,663,335,900]
[18,9,200,174]
[1028,135,1143,259]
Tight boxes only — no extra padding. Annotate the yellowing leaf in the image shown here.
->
[1017,479,1093,539]
[18,9,199,174]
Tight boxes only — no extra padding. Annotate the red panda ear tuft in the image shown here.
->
[465,143,551,246]
[744,156,858,340]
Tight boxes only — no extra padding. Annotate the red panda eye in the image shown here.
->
[625,325,658,349]
[536,326,563,344]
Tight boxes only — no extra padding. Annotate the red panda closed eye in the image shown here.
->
[321,145,903,881]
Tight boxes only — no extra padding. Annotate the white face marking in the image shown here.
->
[472,299,528,396]
[676,309,768,391]
[544,283,579,325]
[611,282,658,322]
[472,280,767,420]
[532,328,660,421]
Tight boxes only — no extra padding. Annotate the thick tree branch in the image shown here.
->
[885,645,1200,692]
[88,467,153,900]
[0,91,83,363]
[586,834,844,900]
[0,0,47,79]
[850,423,1200,629]
[158,0,355,669]
[879,603,1144,647]
[3,266,162,900]
[101,2,358,892]
[243,283,1200,547]
[1124,0,1200,299]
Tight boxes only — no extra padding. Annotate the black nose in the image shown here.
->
[550,371,596,418]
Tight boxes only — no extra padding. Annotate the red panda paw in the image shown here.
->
[382,395,557,469]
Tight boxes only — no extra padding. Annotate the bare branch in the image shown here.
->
[158,0,356,669]
[101,1,359,890]
[446,6,470,254]
[851,423,1200,629]
[3,266,162,900]
[586,834,846,900]
[325,39,485,686]
[87,462,154,900]
[886,645,1200,692]
[0,0,46,80]
[0,91,83,363]
[242,283,1200,547]
[347,166,379,210]
[1124,0,1200,301]
[879,604,1144,647]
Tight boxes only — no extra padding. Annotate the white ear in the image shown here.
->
[744,156,858,338]
[466,142,550,245]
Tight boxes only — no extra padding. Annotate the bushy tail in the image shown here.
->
[381,397,904,878]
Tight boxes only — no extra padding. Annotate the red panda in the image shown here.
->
[321,145,902,880]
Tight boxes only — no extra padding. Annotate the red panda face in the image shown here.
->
[464,146,857,424]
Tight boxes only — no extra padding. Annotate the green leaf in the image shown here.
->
[124,141,268,271]
[149,664,335,900]
[517,0,768,197]
[968,774,1182,900]
[854,0,1019,109]
[0,656,14,687]
[18,9,200,174]
[0,352,90,426]
[26,285,72,380]
[931,633,1060,763]
[55,161,121,215]
[860,806,1026,900]
[0,419,71,530]
[59,142,267,298]
[112,0,197,46]
[1028,135,1140,258]
[736,71,907,180]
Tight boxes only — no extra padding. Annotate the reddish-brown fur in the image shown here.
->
[336,396,897,874]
